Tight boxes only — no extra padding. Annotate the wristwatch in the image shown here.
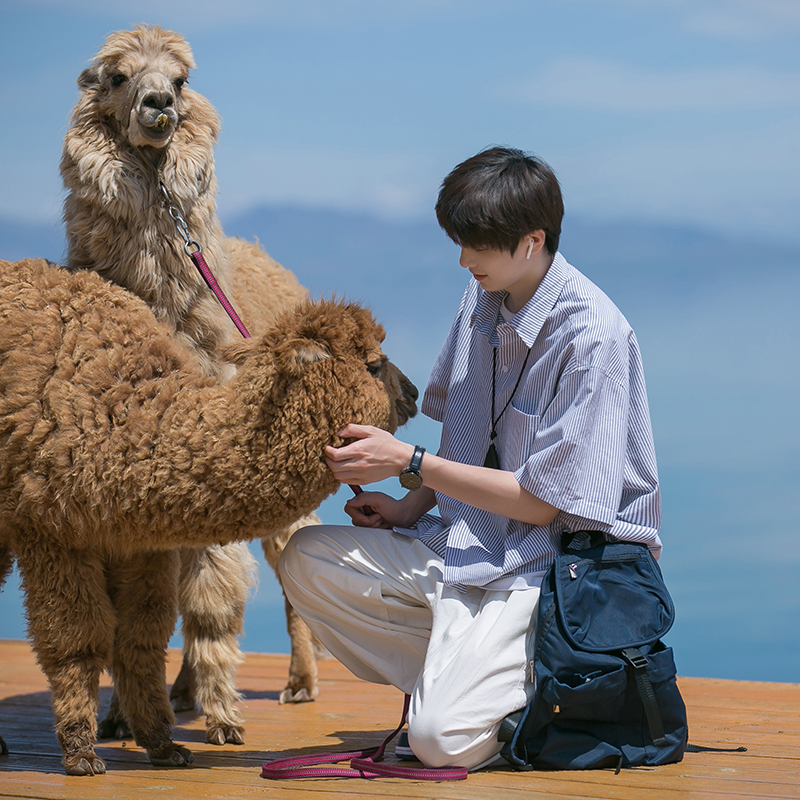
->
[399,445,426,490]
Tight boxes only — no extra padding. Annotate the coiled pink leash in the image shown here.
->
[261,694,468,781]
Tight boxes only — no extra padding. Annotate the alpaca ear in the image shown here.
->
[219,338,330,370]
[78,65,102,91]
[290,340,331,367]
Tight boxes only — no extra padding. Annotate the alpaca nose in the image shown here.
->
[142,91,174,112]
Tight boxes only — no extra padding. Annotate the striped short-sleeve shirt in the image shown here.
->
[396,252,661,588]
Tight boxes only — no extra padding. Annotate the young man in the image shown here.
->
[278,147,661,770]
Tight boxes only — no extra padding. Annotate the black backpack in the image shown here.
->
[500,532,688,771]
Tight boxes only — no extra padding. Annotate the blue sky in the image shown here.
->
[1,1,799,682]
[2,0,800,244]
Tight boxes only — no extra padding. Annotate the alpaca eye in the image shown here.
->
[366,361,383,377]
[110,73,127,88]
[174,77,186,91]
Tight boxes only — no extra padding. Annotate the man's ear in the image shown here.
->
[525,230,547,258]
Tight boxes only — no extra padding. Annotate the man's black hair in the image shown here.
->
[435,146,563,255]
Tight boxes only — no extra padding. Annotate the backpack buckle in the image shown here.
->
[621,647,649,671]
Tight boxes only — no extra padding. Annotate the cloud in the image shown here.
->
[681,0,800,39]
[612,0,800,39]
[549,115,800,245]
[510,58,800,112]
[214,144,439,220]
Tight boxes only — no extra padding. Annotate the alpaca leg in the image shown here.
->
[279,594,320,704]
[176,543,256,745]
[15,539,114,776]
[168,654,197,713]
[261,513,322,704]
[97,688,131,740]
[107,550,192,767]
[0,542,12,755]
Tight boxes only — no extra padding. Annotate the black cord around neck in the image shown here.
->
[490,345,532,442]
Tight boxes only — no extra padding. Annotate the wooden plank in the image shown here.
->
[1,639,798,800]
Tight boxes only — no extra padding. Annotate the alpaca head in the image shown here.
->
[75,24,206,150]
[224,298,419,437]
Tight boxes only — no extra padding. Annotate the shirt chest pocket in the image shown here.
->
[498,405,540,472]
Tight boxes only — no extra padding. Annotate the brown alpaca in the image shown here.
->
[0,257,418,775]
[60,24,322,745]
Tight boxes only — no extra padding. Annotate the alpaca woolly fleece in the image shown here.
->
[0,258,411,554]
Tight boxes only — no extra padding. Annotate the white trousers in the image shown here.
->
[278,525,540,769]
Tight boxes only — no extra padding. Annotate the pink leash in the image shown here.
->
[160,181,251,339]
[261,694,468,781]
[189,249,251,339]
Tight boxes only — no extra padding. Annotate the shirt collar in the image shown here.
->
[471,251,570,347]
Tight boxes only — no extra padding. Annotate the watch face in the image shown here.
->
[399,470,423,491]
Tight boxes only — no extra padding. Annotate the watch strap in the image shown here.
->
[407,445,425,474]
[399,445,426,489]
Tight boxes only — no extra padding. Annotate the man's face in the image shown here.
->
[459,234,546,311]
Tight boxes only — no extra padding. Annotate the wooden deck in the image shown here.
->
[0,638,797,800]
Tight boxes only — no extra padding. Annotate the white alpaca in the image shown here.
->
[59,24,322,744]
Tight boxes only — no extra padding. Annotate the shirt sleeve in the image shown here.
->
[514,363,630,527]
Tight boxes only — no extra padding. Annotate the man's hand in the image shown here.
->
[344,491,403,528]
[325,424,414,486]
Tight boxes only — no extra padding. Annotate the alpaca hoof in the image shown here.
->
[97,716,132,740]
[149,745,193,767]
[65,755,107,776]
[0,735,8,756]
[206,724,245,746]
[279,686,316,704]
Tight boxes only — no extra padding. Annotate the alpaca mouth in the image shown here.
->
[395,378,419,427]
[137,108,178,141]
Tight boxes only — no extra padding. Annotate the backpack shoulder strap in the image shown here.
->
[621,647,667,745]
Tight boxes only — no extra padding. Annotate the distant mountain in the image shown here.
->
[4,205,797,309]
[223,205,800,317]
[2,203,798,355]
[223,205,464,311]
